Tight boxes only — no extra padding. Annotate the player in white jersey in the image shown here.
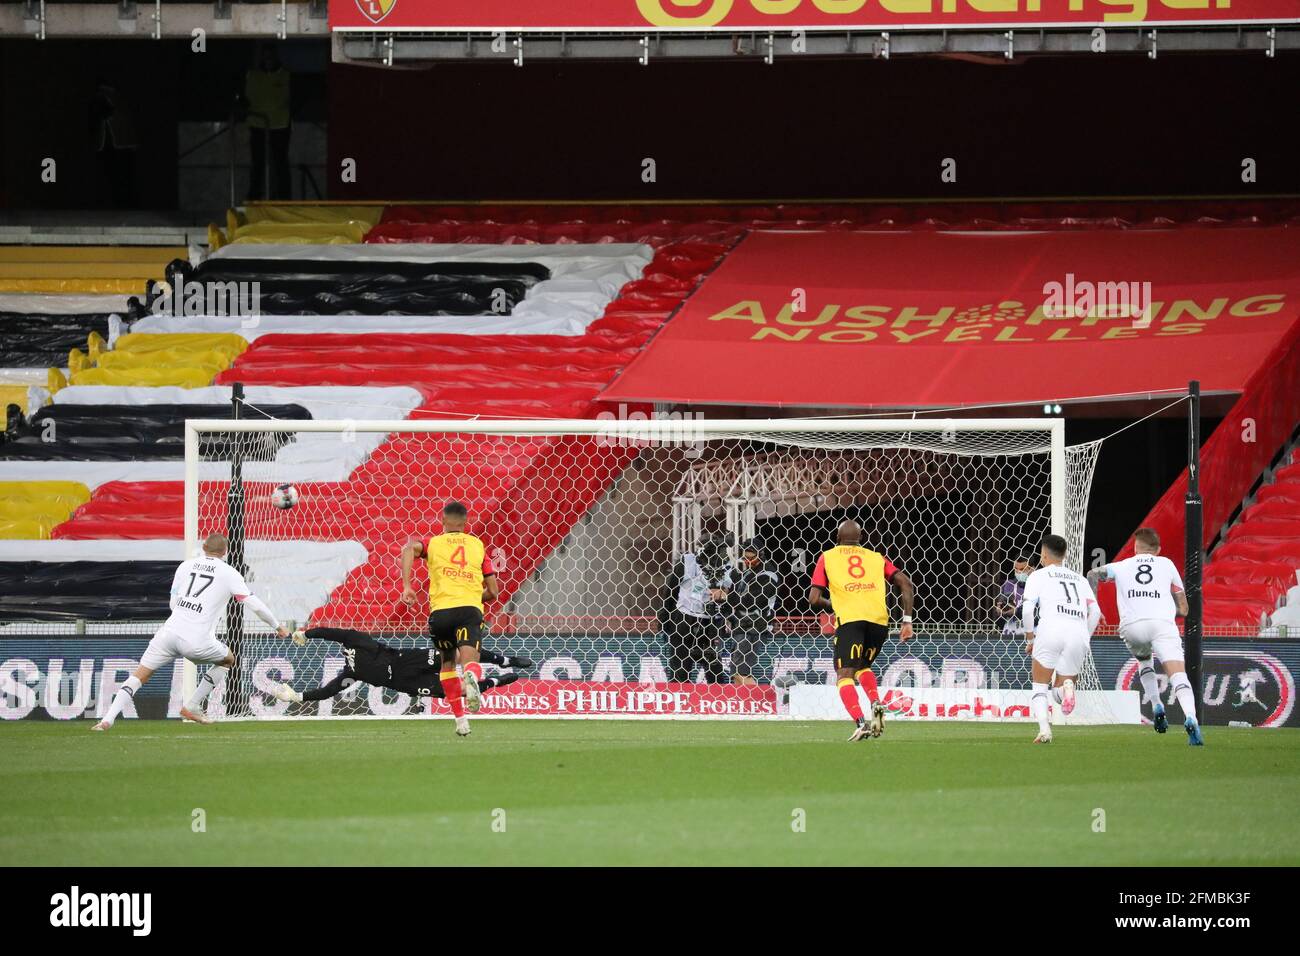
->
[92,533,288,731]
[1087,527,1202,745]
[1022,534,1102,743]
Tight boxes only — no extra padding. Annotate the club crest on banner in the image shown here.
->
[355,0,396,24]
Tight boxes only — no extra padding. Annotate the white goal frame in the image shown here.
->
[177,416,1121,721]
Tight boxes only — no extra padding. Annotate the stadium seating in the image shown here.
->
[1203,447,1300,627]
[5,198,1298,626]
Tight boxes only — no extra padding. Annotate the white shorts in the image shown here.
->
[1031,623,1090,676]
[139,626,231,672]
[1120,619,1184,664]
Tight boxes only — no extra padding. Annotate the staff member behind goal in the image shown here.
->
[270,626,532,713]
[400,501,499,736]
[809,520,914,742]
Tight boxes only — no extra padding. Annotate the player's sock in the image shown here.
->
[1169,672,1198,721]
[1137,662,1162,708]
[100,676,142,727]
[1030,682,1051,736]
[1051,686,1064,705]
[184,665,227,712]
[480,649,506,667]
[855,668,880,705]
[837,678,863,721]
[440,668,463,717]
[464,661,483,683]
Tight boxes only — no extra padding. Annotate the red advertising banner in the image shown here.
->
[598,227,1300,409]
[333,0,1300,31]
[428,679,780,717]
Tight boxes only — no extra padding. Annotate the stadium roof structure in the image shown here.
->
[334,26,1298,66]
[324,1,1300,64]
[5,3,1297,59]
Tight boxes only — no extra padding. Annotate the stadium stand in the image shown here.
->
[2,198,1298,632]
[1204,446,1300,627]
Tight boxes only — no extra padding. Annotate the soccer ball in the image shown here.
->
[270,483,299,510]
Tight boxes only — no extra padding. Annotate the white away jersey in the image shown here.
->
[1103,554,1184,626]
[1022,564,1098,634]
[164,555,251,640]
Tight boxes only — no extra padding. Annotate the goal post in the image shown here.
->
[181,415,1127,723]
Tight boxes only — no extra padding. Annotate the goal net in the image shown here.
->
[183,416,1116,723]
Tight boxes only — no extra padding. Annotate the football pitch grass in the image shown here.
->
[3,719,1298,867]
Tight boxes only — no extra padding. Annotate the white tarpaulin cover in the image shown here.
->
[0,538,368,630]
[0,293,132,315]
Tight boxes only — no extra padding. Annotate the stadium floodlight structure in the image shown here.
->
[183,415,1120,723]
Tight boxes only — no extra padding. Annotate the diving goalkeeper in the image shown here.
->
[271,626,532,712]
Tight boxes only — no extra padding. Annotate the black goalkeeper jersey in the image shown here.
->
[299,627,508,703]
[343,643,441,697]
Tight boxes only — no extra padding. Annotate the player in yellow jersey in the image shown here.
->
[400,501,500,736]
[809,519,914,742]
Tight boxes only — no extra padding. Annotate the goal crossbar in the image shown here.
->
[182,417,1067,436]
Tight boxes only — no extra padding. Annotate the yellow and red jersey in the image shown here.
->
[810,545,898,626]
[426,532,495,612]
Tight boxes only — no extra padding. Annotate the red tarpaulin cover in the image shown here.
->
[598,228,1300,409]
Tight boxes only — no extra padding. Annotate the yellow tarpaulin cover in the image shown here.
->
[0,479,90,539]
[0,481,92,507]
[0,499,76,522]
[71,366,215,389]
[0,385,32,414]
[114,332,247,361]
[0,245,183,263]
[0,262,164,280]
[0,278,146,294]
[95,347,231,374]
[243,204,385,227]
[0,519,53,540]
[229,221,368,244]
